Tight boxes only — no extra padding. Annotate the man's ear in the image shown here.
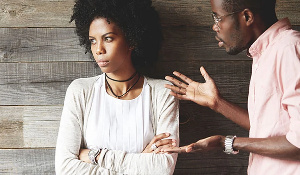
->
[242,9,254,26]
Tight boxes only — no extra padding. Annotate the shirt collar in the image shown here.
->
[248,18,292,59]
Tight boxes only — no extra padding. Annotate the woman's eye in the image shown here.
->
[105,37,113,42]
[90,39,96,45]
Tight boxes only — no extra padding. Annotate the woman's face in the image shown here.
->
[89,18,133,74]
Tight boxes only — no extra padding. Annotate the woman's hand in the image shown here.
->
[143,133,176,153]
[165,66,221,110]
[78,149,91,163]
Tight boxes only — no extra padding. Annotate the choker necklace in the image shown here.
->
[105,73,140,99]
[105,71,138,82]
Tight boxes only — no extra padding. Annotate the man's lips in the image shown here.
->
[215,36,224,47]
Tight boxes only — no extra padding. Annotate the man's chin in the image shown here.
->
[226,47,243,55]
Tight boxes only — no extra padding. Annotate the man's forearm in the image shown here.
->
[214,97,250,130]
[234,136,300,161]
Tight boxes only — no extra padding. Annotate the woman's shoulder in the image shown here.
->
[145,77,171,88]
[145,77,172,94]
[68,75,102,93]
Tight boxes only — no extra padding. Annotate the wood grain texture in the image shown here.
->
[1,26,298,63]
[0,106,62,148]
[0,60,250,105]
[0,149,55,175]
[0,104,248,148]
[0,148,248,175]
[0,27,249,63]
[174,152,249,175]
[0,0,299,27]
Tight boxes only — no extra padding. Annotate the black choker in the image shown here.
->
[105,73,140,99]
[105,71,138,82]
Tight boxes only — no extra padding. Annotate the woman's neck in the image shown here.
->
[104,71,144,100]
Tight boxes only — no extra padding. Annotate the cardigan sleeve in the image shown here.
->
[55,78,179,175]
[55,79,108,174]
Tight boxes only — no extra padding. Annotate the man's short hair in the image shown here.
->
[222,0,277,21]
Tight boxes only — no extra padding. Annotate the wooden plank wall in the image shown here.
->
[0,0,299,174]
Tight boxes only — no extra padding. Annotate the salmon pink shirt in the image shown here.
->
[247,18,300,175]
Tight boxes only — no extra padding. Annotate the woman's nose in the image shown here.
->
[96,44,106,55]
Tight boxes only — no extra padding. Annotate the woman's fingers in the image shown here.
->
[155,139,176,147]
[151,133,170,143]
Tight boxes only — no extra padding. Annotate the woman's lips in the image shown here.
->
[97,60,109,67]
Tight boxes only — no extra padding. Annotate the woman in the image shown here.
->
[55,0,179,174]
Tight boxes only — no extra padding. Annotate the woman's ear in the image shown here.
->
[129,46,134,51]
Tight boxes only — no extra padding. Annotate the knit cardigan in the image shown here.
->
[55,75,179,175]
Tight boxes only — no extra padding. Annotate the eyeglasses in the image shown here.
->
[212,11,241,29]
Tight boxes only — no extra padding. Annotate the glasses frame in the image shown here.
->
[212,11,242,29]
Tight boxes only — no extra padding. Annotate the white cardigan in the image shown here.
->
[55,75,179,175]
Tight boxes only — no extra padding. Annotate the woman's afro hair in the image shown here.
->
[70,0,163,70]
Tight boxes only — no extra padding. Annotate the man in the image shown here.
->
[163,0,300,174]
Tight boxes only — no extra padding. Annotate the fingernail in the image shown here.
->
[165,133,170,136]
[172,143,176,146]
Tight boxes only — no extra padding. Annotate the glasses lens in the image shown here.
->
[212,13,219,26]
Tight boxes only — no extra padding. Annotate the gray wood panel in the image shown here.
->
[0,106,61,148]
[1,26,298,63]
[0,0,299,27]
[174,152,249,175]
[0,60,250,105]
[0,148,248,175]
[0,28,88,62]
[0,104,248,148]
[0,149,55,175]
[0,27,250,63]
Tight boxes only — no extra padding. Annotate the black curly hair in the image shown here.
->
[70,0,163,73]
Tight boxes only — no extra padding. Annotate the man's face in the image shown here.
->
[210,0,248,55]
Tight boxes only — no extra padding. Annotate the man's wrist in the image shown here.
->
[211,96,223,112]
[224,135,239,154]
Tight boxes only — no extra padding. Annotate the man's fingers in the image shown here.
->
[165,76,188,88]
[200,66,212,82]
[169,91,189,101]
[165,84,187,95]
[172,71,194,84]
[161,146,187,153]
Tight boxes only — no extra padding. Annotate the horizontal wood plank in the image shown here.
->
[0,60,251,105]
[0,148,248,175]
[0,0,299,27]
[1,26,299,63]
[0,104,248,148]
[0,148,55,175]
[0,28,88,62]
[0,106,62,148]
[174,152,249,175]
[0,27,251,63]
